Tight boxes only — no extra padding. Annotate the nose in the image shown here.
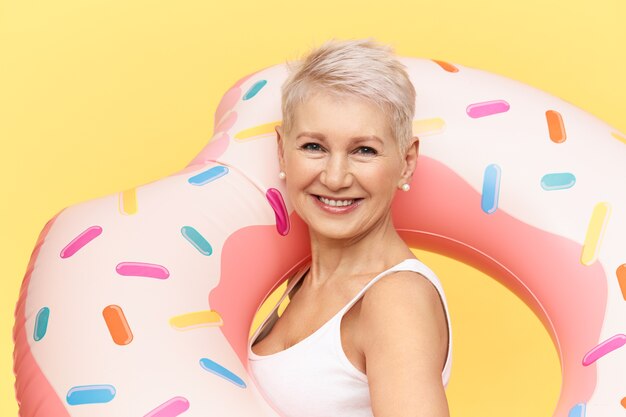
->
[320,153,353,190]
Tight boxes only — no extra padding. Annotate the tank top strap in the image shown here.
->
[334,258,431,319]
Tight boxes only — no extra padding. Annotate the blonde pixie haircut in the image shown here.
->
[280,37,416,154]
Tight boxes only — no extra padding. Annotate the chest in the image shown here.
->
[251,280,367,374]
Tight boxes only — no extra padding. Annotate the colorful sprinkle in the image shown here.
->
[611,132,626,145]
[60,226,102,258]
[102,305,133,345]
[266,188,290,236]
[116,262,170,279]
[581,202,611,266]
[120,188,138,215]
[412,118,446,136]
[568,403,585,417]
[144,396,190,417]
[181,226,212,256]
[188,166,229,186]
[234,121,279,141]
[199,358,246,388]
[66,384,116,405]
[617,264,626,300]
[432,60,459,73]
[34,307,50,341]
[169,310,222,330]
[546,110,567,143]
[467,100,510,118]
[540,173,576,190]
[243,80,267,100]
[481,164,501,214]
[621,397,626,408]
[582,334,626,366]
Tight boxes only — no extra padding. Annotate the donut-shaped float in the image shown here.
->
[13,57,626,416]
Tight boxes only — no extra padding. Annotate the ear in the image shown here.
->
[398,136,419,187]
[276,124,286,171]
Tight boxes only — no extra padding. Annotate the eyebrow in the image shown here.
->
[296,131,384,144]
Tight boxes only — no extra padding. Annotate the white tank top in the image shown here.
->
[247,258,452,417]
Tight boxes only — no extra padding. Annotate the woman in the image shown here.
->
[248,38,452,417]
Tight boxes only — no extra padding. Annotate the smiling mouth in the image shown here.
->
[315,195,362,207]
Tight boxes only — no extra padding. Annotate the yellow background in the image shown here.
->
[1,0,624,415]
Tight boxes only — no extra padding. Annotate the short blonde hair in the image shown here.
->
[280,37,416,154]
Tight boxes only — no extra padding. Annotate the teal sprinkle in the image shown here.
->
[541,173,576,190]
[181,226,212,256]
[34,307,50,341]
[243,80,267,100]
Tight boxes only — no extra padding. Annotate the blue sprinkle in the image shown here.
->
[199,358,246,388]
[541,172,576,190]
[242,80,267,100]
[568,403,585,417]
[188,166,229,186]
[34,307,50,341]
[181,226,212,256]
[481,164,501,214]
[66,384,116,405]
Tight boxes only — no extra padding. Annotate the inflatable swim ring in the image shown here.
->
[13,57,626,417]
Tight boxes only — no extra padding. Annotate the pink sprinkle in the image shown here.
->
[144,396,189,417]
[60,226,103,258]
[116,262,170,279]
[466,100,510,118]
[582,334,626,366]
[266,188,290,236]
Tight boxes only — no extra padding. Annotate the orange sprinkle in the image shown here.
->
[621,396,626,408]
[103,305,133,345]
[432,60,459,73]
[546,110,566,143]
[617,264,626,301]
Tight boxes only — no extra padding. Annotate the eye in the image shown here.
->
[355,146,378,155]
[300,142,324,152]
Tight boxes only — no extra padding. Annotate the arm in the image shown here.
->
[360,271,450,417]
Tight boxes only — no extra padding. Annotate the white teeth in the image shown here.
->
[318,196,355,207]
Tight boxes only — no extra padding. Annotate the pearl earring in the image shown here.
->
[278,171,286,180]
[401,183,410,192]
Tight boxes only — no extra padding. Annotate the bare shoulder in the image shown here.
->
[359,269,449,370]
[360,270,447,321]
[358,270,450,415]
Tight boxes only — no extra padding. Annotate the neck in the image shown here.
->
[306,212,413,289]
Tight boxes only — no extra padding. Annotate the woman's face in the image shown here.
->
[276,90,417,242]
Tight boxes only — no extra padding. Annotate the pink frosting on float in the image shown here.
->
[13,211,71,417]
[211,213,310,368]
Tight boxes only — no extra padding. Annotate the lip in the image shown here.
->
[311,194,363,214]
